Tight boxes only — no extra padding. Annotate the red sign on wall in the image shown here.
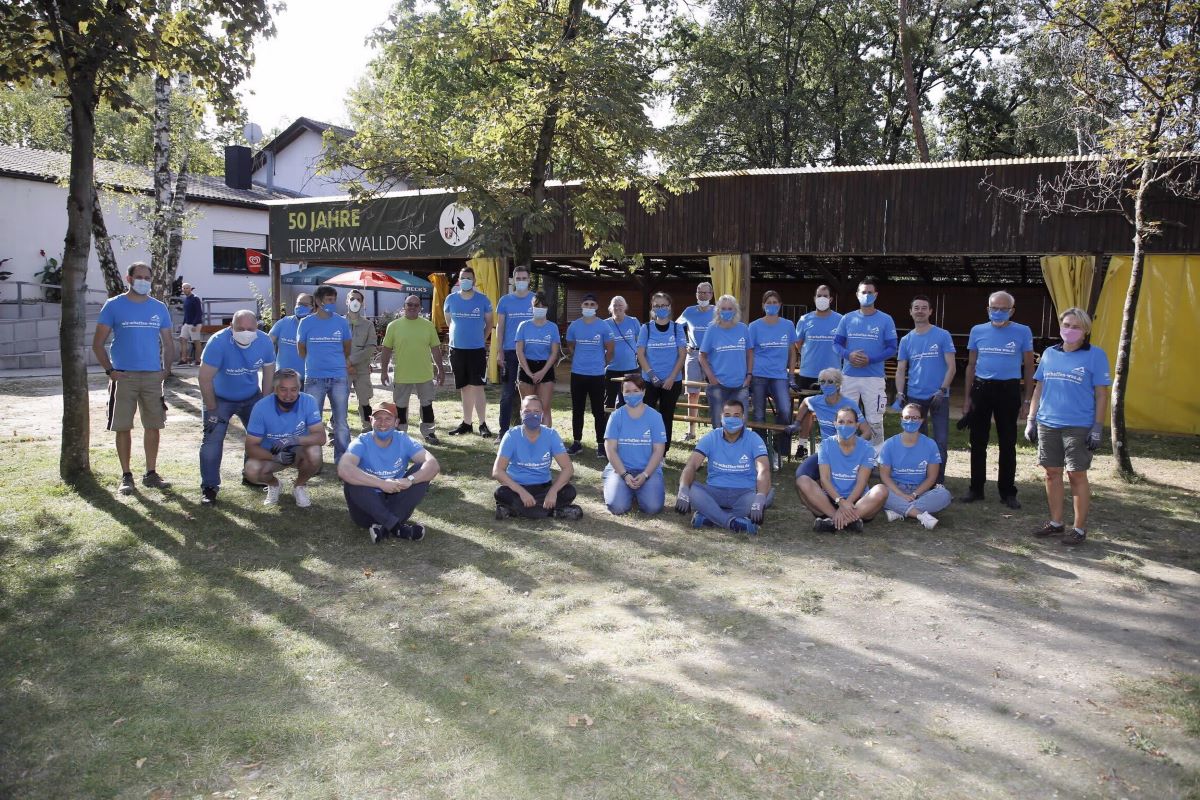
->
[245,249,264,274]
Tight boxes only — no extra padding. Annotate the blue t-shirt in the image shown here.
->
[201,328,276,401]
[796,311,843,377]
[677,305,715,349]
[182,294,202,325]
[347,431,426,481]
[268,316,305,373]
[700,322,750,386]
[696,427,767,490]
[607,316,642,372]
[515,319,560,362]
[444,291,493,349]
[1034,344,1112,428]
[748,318,799,379]
[834,309,898,378]
[968,321,1033,380]
[565,319,614,376]
[604,405,668,474]
[246,392,322,448]
[803,394,861,441]
[879,433,942,486]
[898,326,956,400]
[637,321,687,382]
[496,292,534,351]
[297,313,351,379]
[97,294,172,371]
[818,436,877,497]
[498,426,567,485]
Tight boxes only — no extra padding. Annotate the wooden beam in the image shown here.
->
[1086,252,1106,317]
[1019,255,1028,284]
[805,256,842,290]
[909,257,933,283]
[961,256,978,283]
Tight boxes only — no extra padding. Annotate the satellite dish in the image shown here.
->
[243,122,263,145]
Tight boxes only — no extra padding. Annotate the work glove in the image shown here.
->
[890,392,905,412]
[1086,421,1103,451]
[270,435,299,454]
[1024,420,1038,444]
[749,493,767,524]
[789,378,804,393]
[674,484,691,515]
[273,447,297,466]
[650,374,664,388]
[202,414,224,436]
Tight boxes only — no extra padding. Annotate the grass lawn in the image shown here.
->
[1,373,1198,799]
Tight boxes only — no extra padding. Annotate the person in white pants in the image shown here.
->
[833,277,898,452]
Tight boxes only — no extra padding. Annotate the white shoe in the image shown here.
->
[884,510,903,523]
[916,511,938,530]
[293,484,312,508]
[264,482,282,505]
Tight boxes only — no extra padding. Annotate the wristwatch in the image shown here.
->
[833,495,844,505]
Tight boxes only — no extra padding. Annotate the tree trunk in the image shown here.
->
[91,183,125,297]
[60,77,100,483]
[150,73,172,301]
[1110,159,1152,481]
[165,149,190,289]
[898,0,930,162]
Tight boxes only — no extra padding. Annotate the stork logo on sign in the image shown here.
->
[439,203,475,247]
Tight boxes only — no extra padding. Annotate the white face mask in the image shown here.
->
[132,278,152,296]
[532,307,548,320]
[232,329,257,347]
[347,299,362,313]
[697,298,711,308]
[814,296,831,312]
[515,280,529,292]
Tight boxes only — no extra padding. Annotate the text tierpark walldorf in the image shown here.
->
[268,195,477,261]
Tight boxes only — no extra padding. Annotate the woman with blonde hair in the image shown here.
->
[698,294,751,429]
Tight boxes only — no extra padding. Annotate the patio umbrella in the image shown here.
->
[323,269,411,317]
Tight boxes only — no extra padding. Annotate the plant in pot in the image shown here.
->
[34,250,63,303]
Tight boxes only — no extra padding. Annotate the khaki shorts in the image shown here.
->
[351,363,374,405]
[684,352,703,391]
[107,371,167,431]
[392,380,437,408]
[1037,424,1092,471]
[179,323,203,342]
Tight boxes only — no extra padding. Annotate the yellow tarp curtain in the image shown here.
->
[708,254,745,311]
[469,256,504,383]
[1092,254,1200,435]
[1040,255,1095,318]
[430,273,448,331]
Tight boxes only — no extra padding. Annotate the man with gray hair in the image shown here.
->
[245,368,326,507]
[677,281,715,441]
[178,282,203,365]
[961,290,1035,508]
[197,309,276,505]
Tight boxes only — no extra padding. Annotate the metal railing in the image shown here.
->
[0,280,109,317]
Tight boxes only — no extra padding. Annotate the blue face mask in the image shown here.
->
[836,423,858,441]
[514,280,529,291]
[719,310,735,322]
[764,304,780,316]
[522,412,542,430]
[624,393,644,407]
[654,307,670,319]
[132,278,152,296]
[722,416,744,433]
[901,419,922,433]
[820,383,839,397]
[294,305,311,318]
[989,309,1011,323]
[857,292,876,307]
[321,303,337,314]
[581,307,597,318]
[459,278,474,292]
[374,428,395,442]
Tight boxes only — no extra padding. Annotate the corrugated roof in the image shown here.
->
[0,144,302,208]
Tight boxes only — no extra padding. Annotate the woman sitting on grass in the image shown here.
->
[792,367,870,480]
[877,403,952,530]
[795,405,887,532]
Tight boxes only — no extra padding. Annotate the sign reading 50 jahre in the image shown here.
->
[268,194,476,261]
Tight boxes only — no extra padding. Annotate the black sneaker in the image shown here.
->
[847,519,865,533]
[478,424,494,439]
[395,522,426,541]
[495,505,512,520]
[201,486,218,506]
[118,472,135,495]
[142,470,171,490]
[1001,495,1022,510]
[566,441,583,455]
[1033,521,1065,538]
[794,444,808,460]
[448,422,473,436]
[596,447,606,460]
[553,504,584,520]
[957,491,984,503]
[424,432,442,446]
[813,517,836,533]
[1061,527,1087,546]
[369,524,388,544]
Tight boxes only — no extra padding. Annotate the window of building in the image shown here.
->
[212,230,270,275]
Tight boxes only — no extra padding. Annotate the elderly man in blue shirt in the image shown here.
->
[244,368,327,507]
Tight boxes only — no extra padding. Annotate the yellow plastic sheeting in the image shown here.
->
[1092,254,1200,434]
[708,254,747,312]
[469,256,504,383]
[1040,255,1095,318]
[430,272,448,331]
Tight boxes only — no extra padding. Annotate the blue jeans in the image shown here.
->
[751,375,793,457]
[498,349,520,435]
[199,393,260,489]
[305,375,350,463]
[690,483,775,529]
[602,464,665,514]
[911,393,950,482]
[706,384,749,428]
[883,482,952,516]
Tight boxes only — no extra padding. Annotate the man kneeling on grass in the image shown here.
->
[245,368,326,507]
[338,402,440,543]
[674,398,773,536]
[492,395,583,520]
[795,405,888,532]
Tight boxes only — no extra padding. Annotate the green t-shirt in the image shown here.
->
[382,316,441,384]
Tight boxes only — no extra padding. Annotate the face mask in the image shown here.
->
[532,307,548,320]
[132,278,152,296]
[837,423,858,441]
[232,329,257,347]
[294,305,311,318]
[321,303,337,315]
[719,309,735,322]
[901,419,922,433]
[581,307,596,318]
[814,297,831,312]
[374,427,395,442]
[654,307,670,319]
[989,309,1011,323]
[697,299,711,308]
[1060,327,1084,343]
[820,383,839,397]
[624,393,644,407]
[722,416,744,433]
[459,278,474,292]
[515,280,529,291]
[764,304,780,316]
[857,292,876,307]
[275,397,297,411]
[522,412,542,430]
[347,299,361,313]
